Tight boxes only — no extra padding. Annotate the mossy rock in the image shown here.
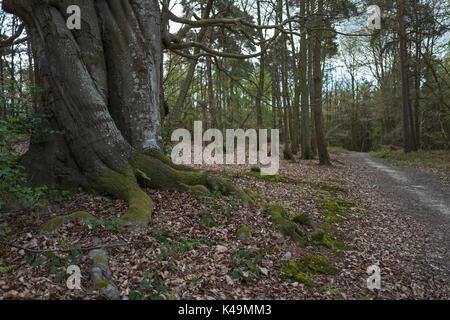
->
[250,167,261,173]
[265,204,306,247]
[69,211,92,220]
[292,213,313,228]
[236,226,251,239]
[41,216,65,233]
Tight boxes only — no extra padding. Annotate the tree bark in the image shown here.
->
[311,0,331,165]
[255,0,265,133]
[397,0,417,153]
[299,0,312,160]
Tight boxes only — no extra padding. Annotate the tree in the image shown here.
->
[311,0,331,165]
[299,0,312,160]
[2,0,251,226]
[396,0,417,153]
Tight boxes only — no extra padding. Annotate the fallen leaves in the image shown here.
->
[0,150,448,300]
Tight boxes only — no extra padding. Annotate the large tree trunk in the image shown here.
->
[3,0,250,226]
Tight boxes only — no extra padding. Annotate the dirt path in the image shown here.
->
[343,152,450,268]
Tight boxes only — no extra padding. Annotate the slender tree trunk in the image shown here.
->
[206,55,218,129]
[255,0,265,132]
[300,0,312,160]
[170,0,213,129]
[286,0,299,155]
[311,0,331,165]
[397,0,417,153]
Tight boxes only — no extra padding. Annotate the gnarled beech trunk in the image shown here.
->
[3,0,250,226]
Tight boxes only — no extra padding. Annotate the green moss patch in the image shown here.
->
[94,279,109,288]
[292,213,313,228]
[236,226,251,239]
[321,234,347,254]
[69,211,92,220]
[318,197,359,223]
[94,255,108,264]
[301,255,339,275]
[41,211,93,233]
[311,229,325,242]
[282,254,339,286]
[41,216,65,232]
[281,262,313,287]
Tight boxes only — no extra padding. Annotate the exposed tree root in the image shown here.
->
[89,249,121,300]
[90,151,252,227]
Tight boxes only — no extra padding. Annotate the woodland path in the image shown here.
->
[344,152,450,270]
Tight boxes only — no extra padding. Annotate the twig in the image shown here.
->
[2,240,154,254]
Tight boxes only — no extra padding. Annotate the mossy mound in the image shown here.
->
[41,211,92,233]
[264,204,306,247]
[69,211,92,220]
[236,226,251,239]
[41,216,65,233]
[282,262,313,287]
[282,254,339,286]
[311,229,325,242]
[300,255,339,275]
[292,213,313,228]
[318,197,358,223]
[319,178,346,185]
[321,234,347,254]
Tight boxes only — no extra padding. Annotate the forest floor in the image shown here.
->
[0,149,449,300]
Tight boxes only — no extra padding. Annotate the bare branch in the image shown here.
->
[0,23,29,48]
